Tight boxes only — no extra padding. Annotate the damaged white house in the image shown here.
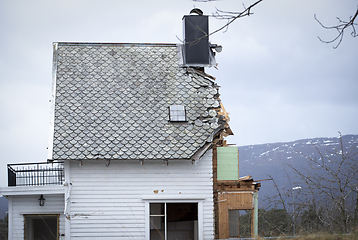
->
[1,9,260,240]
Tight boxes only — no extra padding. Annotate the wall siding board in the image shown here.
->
[71,189,213,194]
[69,150,214,239]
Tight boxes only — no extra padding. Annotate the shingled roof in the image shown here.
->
[50,42,231,161]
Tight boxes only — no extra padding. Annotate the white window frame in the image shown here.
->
[144,198,204,240]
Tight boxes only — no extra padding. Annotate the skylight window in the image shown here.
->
[169,105,187,122]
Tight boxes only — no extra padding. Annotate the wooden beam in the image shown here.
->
[219,102,230,122]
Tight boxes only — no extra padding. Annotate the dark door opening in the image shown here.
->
[229,210,251,238]
[24,214,59,240]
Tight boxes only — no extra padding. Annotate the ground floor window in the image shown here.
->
[24,214,59,240]
[150,203,198,240]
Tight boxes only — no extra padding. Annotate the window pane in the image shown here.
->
[167,203,197,240]
[150,216,165,240]
[150,203,164,215]
[177,115,186,121]
[177,105,185,111]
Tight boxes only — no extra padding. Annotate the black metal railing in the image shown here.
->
[7,161,64,187]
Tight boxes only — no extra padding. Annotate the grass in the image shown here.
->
[293,232,358,240]
[252,229,358,240]
[268,230,358,240]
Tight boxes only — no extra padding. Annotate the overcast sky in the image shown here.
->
[0,0,357,187]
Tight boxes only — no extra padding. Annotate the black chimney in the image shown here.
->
[182,9,212,67]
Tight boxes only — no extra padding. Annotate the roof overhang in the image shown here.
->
[0,185,65,196]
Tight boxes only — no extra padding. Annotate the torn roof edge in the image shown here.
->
[186,67,216,81]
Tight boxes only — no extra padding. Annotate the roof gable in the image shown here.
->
[51,43,225,160]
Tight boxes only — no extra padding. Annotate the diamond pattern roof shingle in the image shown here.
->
[51,43,223,160]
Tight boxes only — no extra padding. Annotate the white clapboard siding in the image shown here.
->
[10,194,65,240]
[69,150,214,239]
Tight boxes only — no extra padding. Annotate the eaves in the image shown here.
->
[0,185,66,196]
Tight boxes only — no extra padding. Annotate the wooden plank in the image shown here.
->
[219,102,230,122]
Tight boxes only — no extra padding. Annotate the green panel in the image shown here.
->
[217,147,239,180]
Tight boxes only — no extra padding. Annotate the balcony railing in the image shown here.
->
[7,161,64,187]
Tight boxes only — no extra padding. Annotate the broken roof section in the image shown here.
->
[50,42,232,161]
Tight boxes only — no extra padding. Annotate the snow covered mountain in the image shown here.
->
[239,134,358,208]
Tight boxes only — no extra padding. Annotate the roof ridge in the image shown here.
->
[55,42,177,47]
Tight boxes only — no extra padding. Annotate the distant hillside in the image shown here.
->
[0,197,7,219]
[239,134,358,208]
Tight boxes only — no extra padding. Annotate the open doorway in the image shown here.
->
[150,203,198,240]
[229,210,251,238]
[24,214,59,240]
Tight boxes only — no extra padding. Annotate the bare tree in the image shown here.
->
[192,0,263,37]
[260,133,358,235]
[259,176,296,237]
[194,0,357,48]
[263,174,288,211]
[315,7,358,48]
[288,132,358,233]
[0,212,7,240]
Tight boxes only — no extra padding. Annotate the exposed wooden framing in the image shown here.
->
[217,191,254,238]
[213,142,260,239]
[219,102,230,122]
[211,100,260,238]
